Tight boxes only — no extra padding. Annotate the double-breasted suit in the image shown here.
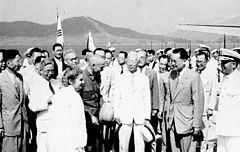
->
[0,70,29,152]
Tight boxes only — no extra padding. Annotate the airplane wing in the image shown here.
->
[176,24,240,36]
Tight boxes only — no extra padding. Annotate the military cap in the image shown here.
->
[219,48,240,62]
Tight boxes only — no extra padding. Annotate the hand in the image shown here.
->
[151,110,158,116]
[0,128,4,137]
[76,147,84,152]
[157,112,163,120]
[144,119,150,126]
[192,128,203,142]
[47,95,53,105]
[207,109,213,118]
[114,117,121,125]
[91,116,99,125]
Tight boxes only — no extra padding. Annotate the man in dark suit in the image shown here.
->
[51,43,67,79]
[168,48,204,152]
[0,49,29,152]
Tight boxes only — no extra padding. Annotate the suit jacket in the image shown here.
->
[28,71,53,132]
[158,72,170,118]
[51,57,67,79]
[144,67,159,110]
[114,71,151,124]
[168,68,204,134]
[0,70,29,136]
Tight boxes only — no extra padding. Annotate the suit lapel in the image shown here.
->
[16,73,25,103]
[169,70,178,101]
[173,68,190,100]
[2,71,19,99]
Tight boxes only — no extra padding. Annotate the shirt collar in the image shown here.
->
[179,66,187,80]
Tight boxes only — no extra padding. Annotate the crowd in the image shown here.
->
[0,43,240,152]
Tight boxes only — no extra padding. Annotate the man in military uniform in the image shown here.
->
[216,48,240,152]
[80,55,105,152]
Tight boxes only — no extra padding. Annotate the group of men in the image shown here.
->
[0,43,240,152]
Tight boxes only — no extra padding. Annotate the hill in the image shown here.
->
[0,16,185,46]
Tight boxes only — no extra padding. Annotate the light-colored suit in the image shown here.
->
[0,70,29,152]
[114,71,151,152]
[27,71,54,152]
[168,68,204,152]
[142,67,159,111]
[168,68,204,133]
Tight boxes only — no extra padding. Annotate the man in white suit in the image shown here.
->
[216,48,240,152]
[28,59,55,152]
[114,51,151,152]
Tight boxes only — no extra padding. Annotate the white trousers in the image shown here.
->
[119,123,145,152]
[217,135,240,152]
[37,131,47,152]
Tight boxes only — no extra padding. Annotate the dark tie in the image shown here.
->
[14,76,20,96]
[49,81,55,95]
[120,66,123,74]
[175,73,180,89]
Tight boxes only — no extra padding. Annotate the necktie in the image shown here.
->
[120,66,123,74]
[49,81,55,95]
[176,73,179,88]
[14,76,20,96]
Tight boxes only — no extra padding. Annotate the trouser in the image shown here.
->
[102,121,116,152]
[119,123,144,152]
[217,135,240,152]
[1,130,28,152]
[201,115,217,152]
[85,123,103,152]
[169,123,197,152]
[36,131,47,152]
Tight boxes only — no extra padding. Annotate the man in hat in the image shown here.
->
[0,49,29,152]
[216,48,240,152]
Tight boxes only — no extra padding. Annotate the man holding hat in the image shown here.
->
[216,48,240,152]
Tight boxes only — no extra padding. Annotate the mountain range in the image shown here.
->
[0,16,183,46]
[0,16,240,46]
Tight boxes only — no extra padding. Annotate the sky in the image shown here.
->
[1,0,240,35]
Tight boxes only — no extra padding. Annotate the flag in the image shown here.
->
[56,14,64,46]
[87,32,96,51]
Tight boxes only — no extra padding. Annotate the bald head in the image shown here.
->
[127,51,139,73]
[88,54,105,73]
